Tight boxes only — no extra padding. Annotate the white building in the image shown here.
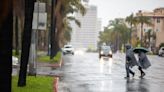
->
[70,5,101,50]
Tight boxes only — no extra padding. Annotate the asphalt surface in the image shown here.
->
[54,51,164,92]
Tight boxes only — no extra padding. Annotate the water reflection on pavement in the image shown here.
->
[54,52,164,92]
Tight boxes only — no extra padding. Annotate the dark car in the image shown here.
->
[99,46,112,58]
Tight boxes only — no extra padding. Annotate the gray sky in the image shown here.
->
[89,0,164,28]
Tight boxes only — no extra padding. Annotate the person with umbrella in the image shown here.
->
[125,44,138,78]
[133,47,151,78]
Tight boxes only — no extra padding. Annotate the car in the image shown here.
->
[12,56,19,66]
[99,46,112,58]
[158,47,164,57]
[62,45,74,55]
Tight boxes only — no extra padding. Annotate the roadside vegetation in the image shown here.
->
[12,76,54,92]
[12,50,20,58]
[38,51,62,63]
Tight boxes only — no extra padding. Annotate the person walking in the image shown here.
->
[125,45,138,78]
[137,51,151,78]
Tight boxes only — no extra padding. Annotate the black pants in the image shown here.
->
[126,64,134,77]
[138,66,145,75]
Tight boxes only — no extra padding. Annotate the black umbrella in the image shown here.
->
[133,47,149,53]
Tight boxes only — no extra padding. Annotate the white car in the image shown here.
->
[12,56,19,66]
[62,45,74,55]
[159,47,164,57]
[99,46,112,58]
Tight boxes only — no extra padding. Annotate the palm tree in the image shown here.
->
[0,0,13,91]
[50,0,86,58]
[109,19,130,50]
[50,0,57,59]
[18,0,35,87]
[145,29,152,47]
[125,13,138,43]
[13,0,24,55]
[137,14,152,47]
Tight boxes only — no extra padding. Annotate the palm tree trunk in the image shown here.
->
[0,0,12,91]
[15,16,19,55]
[129,24,132,44]
[18,0,35,87]
[140,23,143,47]
[50,0,55,59]
[50,0,57,59]
[148,31,151,48]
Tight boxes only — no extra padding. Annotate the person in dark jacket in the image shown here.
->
[125,45,138,78]
[137,51,151,78]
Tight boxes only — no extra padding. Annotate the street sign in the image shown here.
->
[32,2,47,30]
[32,13,47,30]
[34,2,46,13]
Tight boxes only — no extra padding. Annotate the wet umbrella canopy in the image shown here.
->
[133,47,149,53]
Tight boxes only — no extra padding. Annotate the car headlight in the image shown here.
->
[101,51,103,54]
[109,51,112,54]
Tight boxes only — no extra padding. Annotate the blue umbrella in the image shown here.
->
[133,47,149,53]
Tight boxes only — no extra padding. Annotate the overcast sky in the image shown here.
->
[89,0,164,28]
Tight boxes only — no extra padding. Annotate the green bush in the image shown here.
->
[159,43,164,48]
[12,50,19,57]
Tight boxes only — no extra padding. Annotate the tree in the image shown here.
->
[99,18,130,52]
[50,0,86,58]
[14,16,19,55]
[0,0,13,91]
[61,18,73,45]
[13,0,24,55]
[18,0,36,87]
[144,29,152,47]
[137,14,152,47]
[126,13,138,43]
[159,43,164,48]
[50,0,57,59]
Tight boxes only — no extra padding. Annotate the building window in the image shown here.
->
[157,18,160,23]
[156,29,160,32]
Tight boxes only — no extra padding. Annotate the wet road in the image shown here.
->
[52,51,164,92]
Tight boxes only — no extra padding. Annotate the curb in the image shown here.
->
[50,58,63,68]
[38,58,63,68]
[53,77,59,92]
[53,59,63,92]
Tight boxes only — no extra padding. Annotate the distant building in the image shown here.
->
[70,5,101,49]
[136,7,164,48]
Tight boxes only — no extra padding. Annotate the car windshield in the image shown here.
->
[101,46,111,50]
[64,45,72,48]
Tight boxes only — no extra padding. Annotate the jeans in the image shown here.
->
[126,63,134,77]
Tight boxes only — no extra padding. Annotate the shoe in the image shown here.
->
[141,73,145,77]
[139,73,145,78]
[132,72,135,77]
[124,76,130,79]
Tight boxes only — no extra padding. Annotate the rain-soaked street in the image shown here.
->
[50,51,164,92]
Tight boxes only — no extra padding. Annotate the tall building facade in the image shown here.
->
[70,5,101,49]
[136,7,164,48]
